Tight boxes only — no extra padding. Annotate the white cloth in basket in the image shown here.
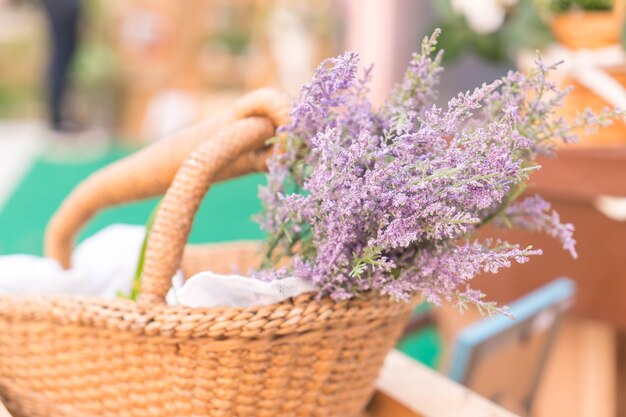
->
[167,272,317,308]
[0,224,143,298]
[0,224,317,308]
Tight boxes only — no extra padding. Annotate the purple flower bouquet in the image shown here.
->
[256,30,615,314]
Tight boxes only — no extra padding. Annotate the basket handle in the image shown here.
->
[138,116,277,305]
[45,88,290,268]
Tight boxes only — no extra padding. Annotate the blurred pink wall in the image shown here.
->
[344,0,422,106]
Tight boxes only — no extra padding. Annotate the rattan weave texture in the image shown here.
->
[0,89,416,417]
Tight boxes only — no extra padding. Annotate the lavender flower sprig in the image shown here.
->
[255,30,616,313]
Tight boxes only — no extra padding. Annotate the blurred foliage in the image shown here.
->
[535,0,614,12]
[207,28,252,55]
[0,3,43,117]
[0,0,120,121]
[73,43,119,86]
[73,0,120,86]
[0,86,40,118]
[431,0,554,63]
[202,4,254,56]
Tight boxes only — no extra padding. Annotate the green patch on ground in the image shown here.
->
[398,325,441,369]
[0,146,266,255]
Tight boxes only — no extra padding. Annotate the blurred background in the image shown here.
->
[1,0,625,416]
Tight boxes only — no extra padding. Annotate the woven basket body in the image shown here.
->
[0,242,414,417]
[0,89,416,417]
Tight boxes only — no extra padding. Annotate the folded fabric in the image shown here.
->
[0,224,318,308]
[168,272,318,308]
[0,224,144,298]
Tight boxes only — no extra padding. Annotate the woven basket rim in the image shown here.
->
[0,291,417,342]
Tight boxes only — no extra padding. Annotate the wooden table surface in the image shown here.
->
[368,350,517,417]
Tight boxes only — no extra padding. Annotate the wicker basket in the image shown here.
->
[0,89,416,417]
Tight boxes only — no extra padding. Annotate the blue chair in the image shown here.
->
[447,278,576,416]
